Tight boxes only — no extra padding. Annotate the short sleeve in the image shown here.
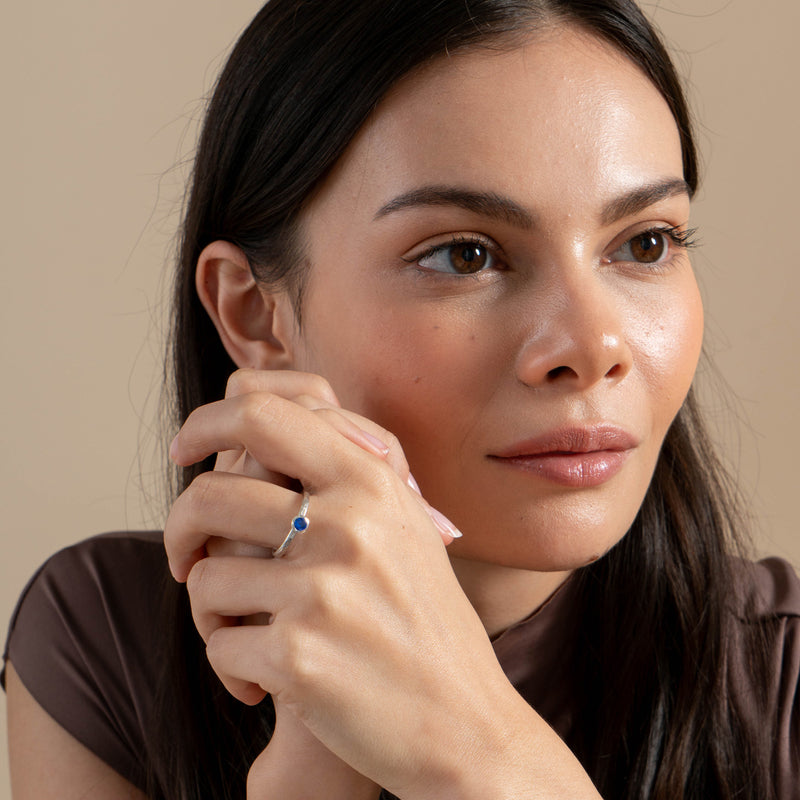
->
[731,557,800,799]
[2,531,168,791]
[775,611,800,798]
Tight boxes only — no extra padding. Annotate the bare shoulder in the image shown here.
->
[6,662,148,800]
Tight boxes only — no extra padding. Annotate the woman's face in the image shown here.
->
[287,26,703,572]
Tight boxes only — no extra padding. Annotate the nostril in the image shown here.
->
[547,365,576,381]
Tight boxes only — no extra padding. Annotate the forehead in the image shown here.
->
[308,25,683,221]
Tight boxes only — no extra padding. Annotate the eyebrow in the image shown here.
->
[373,178,692,229]
[600,178,692,226]
[373,186,535,229]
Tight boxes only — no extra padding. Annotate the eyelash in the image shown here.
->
[645,224,699,251]
[607,225,699,271]
[407,234,505,276]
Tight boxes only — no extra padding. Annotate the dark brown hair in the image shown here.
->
[150,1,773,798]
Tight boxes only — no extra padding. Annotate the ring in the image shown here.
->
[272,492,310,558]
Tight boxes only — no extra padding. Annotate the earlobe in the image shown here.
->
[195,240,296,370]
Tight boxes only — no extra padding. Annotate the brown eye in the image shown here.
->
[418,240,496,274]
[628,231,666,263]
[609,226,697,268]
[450,243,488,273]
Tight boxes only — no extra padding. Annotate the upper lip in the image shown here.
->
[490,425,639,458]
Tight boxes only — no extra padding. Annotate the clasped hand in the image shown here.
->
[164,369,513,799]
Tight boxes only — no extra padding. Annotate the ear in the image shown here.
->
[195,240,297,370]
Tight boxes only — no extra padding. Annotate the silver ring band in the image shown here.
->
[272,492,310,558]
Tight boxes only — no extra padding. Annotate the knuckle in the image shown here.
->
[363,457,402,497]
[302,372,337,404]
[271,622,299,672]
[301,573,334,619]
[237,391,279,429]
[165,474,217,563]
[225,368,258,398]
[185,470,220,517]
[275,625,316,690]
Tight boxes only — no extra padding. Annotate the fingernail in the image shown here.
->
[169,434,179,461]
[358,428,390,456]
[407,473,422,495]
[427,506,463,539]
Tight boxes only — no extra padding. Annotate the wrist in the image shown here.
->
[248,758,381,800]
[247,728,381,800]
[398,684,601,800]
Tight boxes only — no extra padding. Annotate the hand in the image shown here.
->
[215,372,400,798]
[164,368,492,796]
[167,369,458,799]
[165,369,600,799]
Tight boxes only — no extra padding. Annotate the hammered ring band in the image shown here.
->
[272,492,310,558]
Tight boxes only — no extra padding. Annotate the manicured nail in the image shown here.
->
[407,473,422,495]
[427,506,463,539]
[358,428,390,456]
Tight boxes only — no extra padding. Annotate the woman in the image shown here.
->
[4,0,799,798]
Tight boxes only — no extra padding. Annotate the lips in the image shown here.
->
[489,425,638,488]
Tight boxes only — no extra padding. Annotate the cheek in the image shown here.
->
[367,327,492,425]
[299,300,500,446]
[633,275,704,426]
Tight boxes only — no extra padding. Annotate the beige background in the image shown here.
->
[1,1,798,796]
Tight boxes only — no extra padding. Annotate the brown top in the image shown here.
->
[3,532,800,796]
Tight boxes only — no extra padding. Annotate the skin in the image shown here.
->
[7,24,703,800]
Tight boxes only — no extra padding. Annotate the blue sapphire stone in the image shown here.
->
[292,515,309,532]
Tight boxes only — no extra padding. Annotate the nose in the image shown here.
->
[514,273,633,391]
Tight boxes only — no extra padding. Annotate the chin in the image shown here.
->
[447,529,628,573]
[445,489,637,567]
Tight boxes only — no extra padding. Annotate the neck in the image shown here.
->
[449,557,572,638]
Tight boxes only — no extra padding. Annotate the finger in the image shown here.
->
[213,447,245,473]
[216,369,343,477]
[180,370,342,476]
[296,398,391,459]
[283,406,461,548]
[214,402,391,483]
[225,401,455,546]
[205,536,272,560]
[216,397,396,485]
[292,398,410,470]
[186,555,294,642]
[418,500,462,545]
[225,368,341,407]
[205,623,284,705]
[170,391,380,491]
[293,397,409,476]
[214,369,339,476]
[165,471,302,580]
[204,538,276,625]
[218,447,298,493]
[225,371,398,471]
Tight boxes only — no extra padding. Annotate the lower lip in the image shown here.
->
[491,450,631,488]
